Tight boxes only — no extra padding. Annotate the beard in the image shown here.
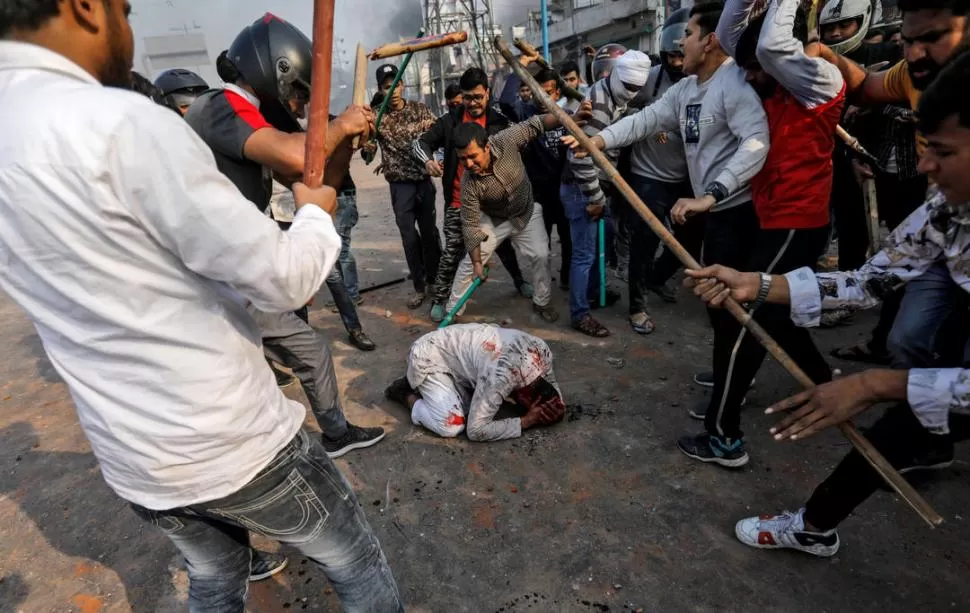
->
[99,12,133,88]
[908,58,942,91]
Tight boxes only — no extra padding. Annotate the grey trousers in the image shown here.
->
[248,307,348,439]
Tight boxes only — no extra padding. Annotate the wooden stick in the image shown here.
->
[351,43,368,149]
[512,37,584,102]
[863,178,881,256]
[494,35,943,528]
[836,125,883,171]
[304,0,336,188]
[369,31,468,60]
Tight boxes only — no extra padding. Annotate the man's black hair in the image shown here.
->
[454,121,488,150]
[689,2,725,37]
[918,47,970,134]
[0,0,60,38]
[459,67,489,92]
[531,377,561,403]
[559,59,580,77]
[444,83,462,99]
[899,0,970,16]
[736,4,808,66]
[370,91,385,108]
[535,68,559,86]
[216,50,241,83]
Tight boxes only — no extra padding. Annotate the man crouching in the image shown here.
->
[385,324,565,441]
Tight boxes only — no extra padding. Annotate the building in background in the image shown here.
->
[422,0,504,112]
[515,0,674,70]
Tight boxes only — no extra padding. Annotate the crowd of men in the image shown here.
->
[2,0,970,610]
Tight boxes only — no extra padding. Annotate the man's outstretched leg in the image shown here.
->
[251,309,385,458]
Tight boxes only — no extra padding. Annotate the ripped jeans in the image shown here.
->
[130,429,403,613]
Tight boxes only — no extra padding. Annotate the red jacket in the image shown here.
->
[752,84,846,230]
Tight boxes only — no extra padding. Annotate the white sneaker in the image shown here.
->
[735,509,840,557]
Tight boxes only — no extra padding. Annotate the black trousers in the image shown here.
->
[831,151,869,271]
[430,204,525,305]
[805,406,970,531]
[627,175,693,314]
[867,173,929,352]
[649,212,706,287]
[534,180,572,283]
[703,205,833,440]
[389,179,442,294]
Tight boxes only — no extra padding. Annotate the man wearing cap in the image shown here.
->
[366,64,442,310]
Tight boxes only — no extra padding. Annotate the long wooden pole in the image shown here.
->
[351,43,368,150]
[513,37,584,102]
[304,0,336,188]
[369,31,468,60]
[494,35,942,528]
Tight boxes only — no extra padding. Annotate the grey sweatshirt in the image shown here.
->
[626,66,689,184]
[599,57,769,211]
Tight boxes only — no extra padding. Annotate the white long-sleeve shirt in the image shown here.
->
[407,324,560,442]
[784,187,970,436]
[0,41,341,510]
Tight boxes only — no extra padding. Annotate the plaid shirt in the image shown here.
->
[460,116,545,251]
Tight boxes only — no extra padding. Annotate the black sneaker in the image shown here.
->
[677,432,749,468]
[348,329,376,352]
[249,550,288,582]
[271,363,298,389]
[689,396,747,420]
[322,424,386,459]
[693,372,756,389]
[384,377,413,406]
[899,443,955,475]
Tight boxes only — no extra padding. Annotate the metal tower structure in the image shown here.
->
[423,0,500,110]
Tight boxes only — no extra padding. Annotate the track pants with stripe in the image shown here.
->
[702,203,833,440]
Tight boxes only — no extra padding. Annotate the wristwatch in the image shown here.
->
[745,273,773,312]
[703,181,729,204]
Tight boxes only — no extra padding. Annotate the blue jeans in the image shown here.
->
[130,429,403,613]
[561,183,608,322]
[334,191,360,302]
[888,261,965,369]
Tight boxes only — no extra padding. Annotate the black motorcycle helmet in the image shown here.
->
[590,43,627,82]
[153,68,208,112]
[226,13,313,133]
[660,7,690,81]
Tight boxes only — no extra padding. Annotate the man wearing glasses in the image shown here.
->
[414,67,533,323]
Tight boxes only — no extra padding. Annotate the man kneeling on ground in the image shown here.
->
[385,324,565,441]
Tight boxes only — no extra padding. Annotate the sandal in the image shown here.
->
[572,314,610,338]
[630,312,656,335]
[830,342,891,365]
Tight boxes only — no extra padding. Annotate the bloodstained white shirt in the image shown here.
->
[0,41,341,509]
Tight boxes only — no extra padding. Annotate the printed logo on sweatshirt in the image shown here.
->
[684,104,702,144]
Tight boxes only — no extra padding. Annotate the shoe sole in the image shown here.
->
[689,397,747,421]
[899,460,954,475]
[733,524,839,558]
[249,557,288,582]
[693,376,756,389]
[678,443,749,468]
[326,431,387,459]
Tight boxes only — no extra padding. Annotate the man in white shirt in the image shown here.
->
[385,324,566,441]
[0,2,402,611]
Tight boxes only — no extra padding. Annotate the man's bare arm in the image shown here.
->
[817,44,903,106]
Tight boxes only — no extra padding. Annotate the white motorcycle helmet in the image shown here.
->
[819,0,874,56]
